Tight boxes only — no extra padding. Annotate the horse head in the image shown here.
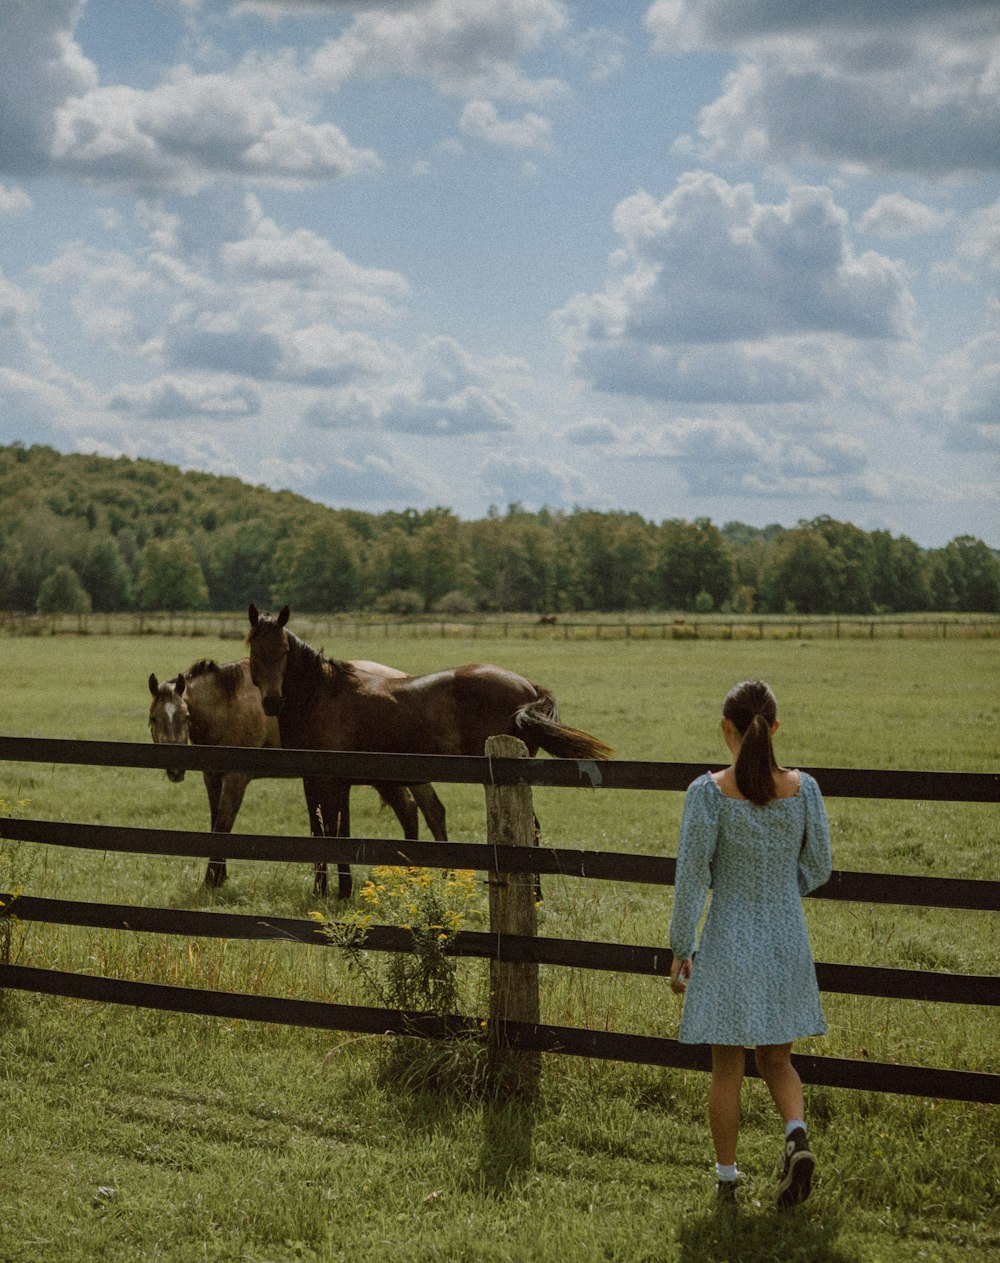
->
[148,672,190,782]
[247,603,291,717]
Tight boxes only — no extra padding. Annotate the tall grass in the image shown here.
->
[0,635,997,1262]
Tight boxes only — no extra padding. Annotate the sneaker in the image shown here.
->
[777,1127,815,1209]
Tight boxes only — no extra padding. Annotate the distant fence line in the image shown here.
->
[1,611,999,642]
[1,736,998,1103]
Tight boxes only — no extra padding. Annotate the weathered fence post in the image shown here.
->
[484,733,540,1100]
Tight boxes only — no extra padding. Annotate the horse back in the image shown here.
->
[185,657,278,750]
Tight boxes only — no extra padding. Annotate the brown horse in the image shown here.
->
[246,604,614,897]
[148,656,446,890]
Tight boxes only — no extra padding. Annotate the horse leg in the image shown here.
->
[374,783,420,840]
[206,773,251,887]
[203,771,227,887]
[306,779,352,899]
[410,783,447,841]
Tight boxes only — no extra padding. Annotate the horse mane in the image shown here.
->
[183,658,246,699]
[287,632,359,692]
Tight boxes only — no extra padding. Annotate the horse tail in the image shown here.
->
[513,686,614,760]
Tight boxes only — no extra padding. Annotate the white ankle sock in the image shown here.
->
[716,1162,738,1182]
[784,1119,806,1138]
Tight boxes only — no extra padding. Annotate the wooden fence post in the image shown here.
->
[484,733,540,1100]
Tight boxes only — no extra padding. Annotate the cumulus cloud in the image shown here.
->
[860,194,951,238]
[647,0,1000,175]
[957,196,1000,271]
[621,413,878,500]
[300,335,523,437]
[50,68,380,192]
[921,332,1000,451]
[107,375,263,420]
[459,101,552,149]
[308,0,571,104]
[556,171,913,404]
[265,435,439,507]
[220,197,410,324]
[480,453,595,507]
[0,0,98,174]
[0,185,32,217]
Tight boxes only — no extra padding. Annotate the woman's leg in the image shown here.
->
[709,1044,746,1165]
[754,1042,803,1123]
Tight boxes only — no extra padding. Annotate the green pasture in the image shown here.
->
[0,634,998,1263]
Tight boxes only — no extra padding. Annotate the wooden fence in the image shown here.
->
[2,611,999,642]
[1,735,998,1103]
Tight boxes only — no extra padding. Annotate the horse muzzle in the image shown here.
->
[166,768,186,783]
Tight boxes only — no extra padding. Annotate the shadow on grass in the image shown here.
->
[677,1206,857,1263]
[478,1100,536,1193]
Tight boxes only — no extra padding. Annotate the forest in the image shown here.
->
[1,442,998,617]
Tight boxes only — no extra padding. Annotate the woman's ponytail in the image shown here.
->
[723,680,779,806]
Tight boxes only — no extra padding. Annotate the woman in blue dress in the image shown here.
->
[669,679,832,1208]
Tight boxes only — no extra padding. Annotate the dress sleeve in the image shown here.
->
[669,775,720,961]
[797,772,832,895]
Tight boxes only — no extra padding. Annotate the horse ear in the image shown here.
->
[249,603,259,626]
[148,673,159,697]
[175,674,185,697]
[278,605,290,627]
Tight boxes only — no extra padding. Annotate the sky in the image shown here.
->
[1,1,998,548]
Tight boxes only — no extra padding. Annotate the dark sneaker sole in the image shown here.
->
[777,1151,815,1208]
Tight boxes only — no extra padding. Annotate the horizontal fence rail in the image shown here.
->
[2,818,999,911]
[1,736,998,802]
[3,893,998,1007]
[0,964,996,1105]
[3,611,999,642]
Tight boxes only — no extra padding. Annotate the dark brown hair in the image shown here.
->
[722,679,779,806]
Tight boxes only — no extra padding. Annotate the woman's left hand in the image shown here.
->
[669,956,691,994]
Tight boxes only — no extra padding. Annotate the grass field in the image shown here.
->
[0,633,998,1263]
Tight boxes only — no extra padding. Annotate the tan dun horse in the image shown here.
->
[148,656,446,890]
[246,604,614,897]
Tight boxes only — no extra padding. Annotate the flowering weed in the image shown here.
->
[313,866,488,1093]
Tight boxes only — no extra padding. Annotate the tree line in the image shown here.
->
[2,443,998,618]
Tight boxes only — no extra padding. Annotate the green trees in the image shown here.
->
[80,538,134,612]
[0,443,997,616]
[658,518,734,611]
[137,537,209,611]
[36,565,91,615]
[272,518,362,612]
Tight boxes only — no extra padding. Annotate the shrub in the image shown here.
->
[374,588,425,615]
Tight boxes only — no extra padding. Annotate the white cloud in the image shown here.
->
[301,335,523,436]
[50,68,380,192]
[459,101,552,149]
[220,197,410,324]
[0,185,32,217]
[647,0,1000,175]
[860,194,951,238]
[107,375,263,420]
[0,0,98,173]
[921,332,1000,452]
[957,196,1000,271]
[556,171,913,404]
[561,417,621,445]
[480,453,595,507]
[308,0,570,104]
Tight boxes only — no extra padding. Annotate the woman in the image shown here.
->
[669,679,832,1208]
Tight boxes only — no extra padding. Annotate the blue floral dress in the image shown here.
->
[669,771,832,1047]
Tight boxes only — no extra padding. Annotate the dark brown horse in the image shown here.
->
[148,656,446,891]
[246,604,613,897]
